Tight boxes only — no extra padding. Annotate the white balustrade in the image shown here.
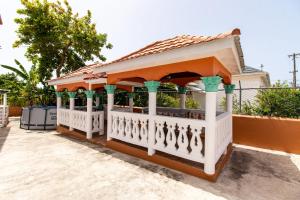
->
[57,108,70,126]
[153,115,206,163]
[215,112,232,162]
[110,111,149,147]
[108,110,207,164]
[92,111,104,134]
[0,106,8,127]
[70,110,87,132]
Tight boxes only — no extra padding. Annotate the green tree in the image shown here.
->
[255,82,300,118]
[14,0,112,83]
[0,73,25,106]
[1,60,40,106]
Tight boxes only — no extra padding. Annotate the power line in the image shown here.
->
[288,53,300,88]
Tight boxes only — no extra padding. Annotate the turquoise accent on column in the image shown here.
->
[144,81,160,92]
[178,86,187,94]
[55,92,63,97]
[67,92,77,98]
[202,76,222,92]
[128,93,134,98]
[104,85,116,94]
[84,90,95,98]
[224,84,235,94]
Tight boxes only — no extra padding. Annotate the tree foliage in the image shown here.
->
[255,82,300,118]
[14,0,112,83]
[0,73,25,106]
[224,81,300,118]
[1,60,56,106]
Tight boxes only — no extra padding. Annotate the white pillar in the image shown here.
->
[178,86,187,109]
[105,85,116,141]
[202,76,222,175]
[55,92,62,126]
[145,81,160,156]
[85,90,95,139]
[179,94,186,109]
[68,92,76,131]
[226,93,233,113]
[95,96,100,107]
[128,93,134,112]
[224,84,235,143]
[2,93,7,126]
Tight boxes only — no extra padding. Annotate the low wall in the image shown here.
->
[233,115,300,154]
[9,106,22,117]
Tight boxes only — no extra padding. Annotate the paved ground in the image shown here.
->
[0,118,300,200]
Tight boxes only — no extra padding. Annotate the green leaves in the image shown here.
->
[14,0,112,82]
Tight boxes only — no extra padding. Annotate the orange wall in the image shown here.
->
[233,115,300,154]
[9,106,22,117]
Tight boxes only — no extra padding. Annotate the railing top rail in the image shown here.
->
[154,114,207,127]
[216,112,231,121]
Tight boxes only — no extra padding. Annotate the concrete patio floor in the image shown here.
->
[0,118,300,200]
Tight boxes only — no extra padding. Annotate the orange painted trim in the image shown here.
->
[233,115,300,154]
[107,57,232,85]
[57,82,89,92]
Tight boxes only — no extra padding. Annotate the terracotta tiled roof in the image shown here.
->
[83,72,107,80]
[99,28,241,67]
[49,28,241,83]
[48,63,102,82]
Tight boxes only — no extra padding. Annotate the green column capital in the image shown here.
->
[144,81,160,92]
[105,85,116,94]
[128,92,134,98]
[224,84,235,94]
[84,90,95,98]
[202,76,222,92]
[178,86,187,94]
[55,92,63,98]
[67,92,77,98]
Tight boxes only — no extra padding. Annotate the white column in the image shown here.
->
[224,84,235,143]
[69,98,75,131]
[202,76,221,175]
[179,94,186,109]
[105,85,116,141]
[128,93,134,112]
[55,92,62,126]
[145,81,160,156]
[86,98,93,139]
[2,93,7,126]
[178,86,186,109]
[95,96,100,107]
[67,92,76,131]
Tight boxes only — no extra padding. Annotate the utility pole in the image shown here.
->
[288,53,300,88]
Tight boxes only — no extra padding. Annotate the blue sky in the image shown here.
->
[0,0,299,84]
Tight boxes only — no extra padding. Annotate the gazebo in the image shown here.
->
[48,28,244,179]
[0,89,9,127]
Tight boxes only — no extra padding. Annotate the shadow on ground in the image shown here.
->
[56,133,300,200]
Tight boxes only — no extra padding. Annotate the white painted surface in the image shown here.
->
[86,98,93,139]
[107,93,114,141]
[56,97,62,126]
[204,92,217,175]
[179,93,186,109]
[69,98,75,131]
[148,92,157,155]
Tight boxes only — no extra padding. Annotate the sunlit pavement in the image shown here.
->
[0,117,299,200]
